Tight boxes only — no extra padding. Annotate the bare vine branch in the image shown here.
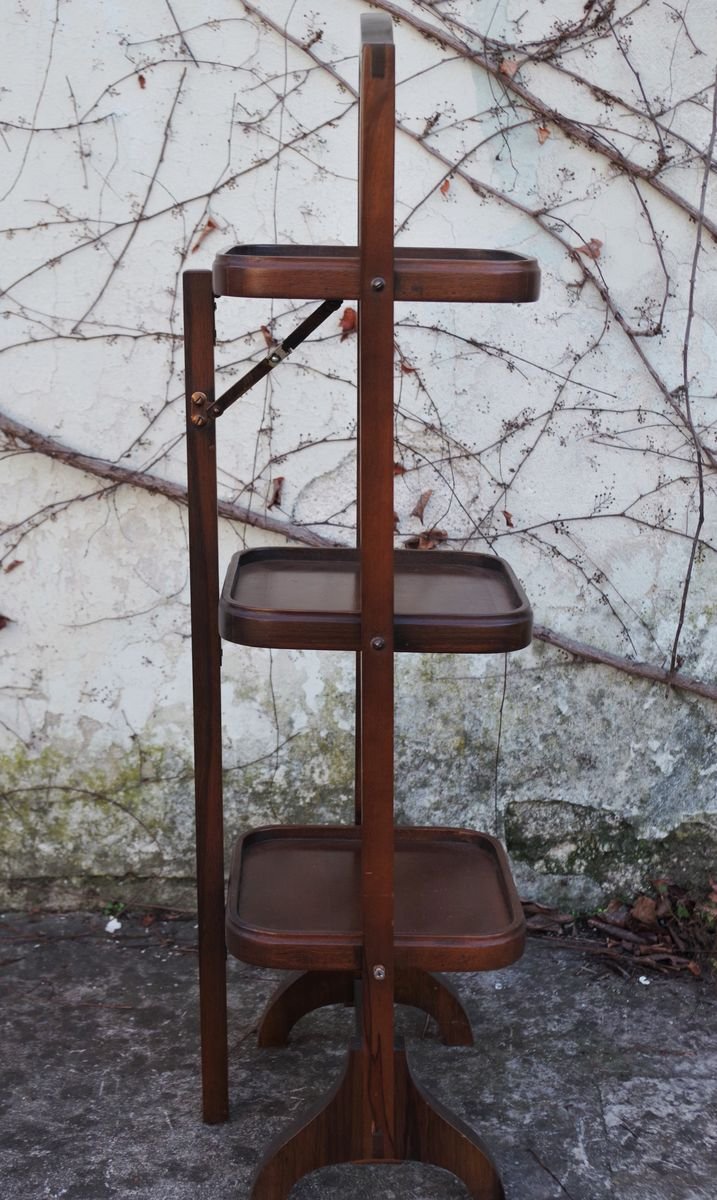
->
[668,66,717,676]
[1,0,715,766]
[2,408,714,704]
[0,410,336,549]
[534,624,717,703]
[369,0,717,240]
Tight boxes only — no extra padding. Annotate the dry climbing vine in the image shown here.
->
[1,0,715,730]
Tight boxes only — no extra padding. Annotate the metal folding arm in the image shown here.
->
[189,298,342,425]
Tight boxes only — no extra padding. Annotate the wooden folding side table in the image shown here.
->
[184,15,540,1197]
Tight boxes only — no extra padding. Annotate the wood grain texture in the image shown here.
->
[194,13,534,1191]
[212,244,540,303]
[251,1042,505,1198]
[256,967,473,1048]
[357,16,397,1159]
[184,269,229,1124]
[257,970,355,1048]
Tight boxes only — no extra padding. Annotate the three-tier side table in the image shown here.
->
[183,15,539,1198]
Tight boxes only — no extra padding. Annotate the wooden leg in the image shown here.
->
[251,1042,504,1199]
[398,1047,505,1199]
[257,971,354,1047]
[395,969,474,1047]
[184,269,229,1124]
[251,1048,361,1199]
[257,968,473,1047]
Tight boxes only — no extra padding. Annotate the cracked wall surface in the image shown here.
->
[0,0,716,908]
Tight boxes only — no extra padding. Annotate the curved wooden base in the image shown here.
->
[251,1043,504,1199]
[257,968,473,1048]
[397,969,474,1047]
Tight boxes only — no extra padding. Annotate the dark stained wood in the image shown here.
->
[219,547,532,653]
[208,298,341,420]
[183,269,229,1125]
[251,1042,362,1199]
[354,649,362,823]
[212,244,540,304]
[256,968,473,1047]
[184,10,537,1190]
[396,1045,506,1199]
[396,969,474,1046]
[257,971,355,1047]
[226,825,525,972]
[356,14,397,1160]
[251,1041,504,1198]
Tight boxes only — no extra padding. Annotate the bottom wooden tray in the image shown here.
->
[226,825,525,973]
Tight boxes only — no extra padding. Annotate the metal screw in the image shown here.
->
[371,277,385,291]
[191,413,208,428]
[269,352,281,364]
[191,391,206,406]
[370,636,385,651]
[373,965,386,981]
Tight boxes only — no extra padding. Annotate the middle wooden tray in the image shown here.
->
[219,547,532,653]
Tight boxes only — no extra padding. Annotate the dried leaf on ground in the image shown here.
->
[602,899,630,927]
[522,901,575,934]
[631,895,658,927]
[525,879,717,980]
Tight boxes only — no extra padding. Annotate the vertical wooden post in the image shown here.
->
[354,653,362,825]
[184,269,229,1124]
[357,14,396,1159]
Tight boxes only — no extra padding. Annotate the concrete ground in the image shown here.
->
[1,912,715,1200]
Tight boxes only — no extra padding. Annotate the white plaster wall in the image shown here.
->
[0,0,715,906]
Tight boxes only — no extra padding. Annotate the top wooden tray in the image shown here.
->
[213,244,540,303]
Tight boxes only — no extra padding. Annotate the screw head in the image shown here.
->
[373,965,386,981]
[371,276,385,291]
[191,391,206,406]
[191,413,208,428]
[370,636,385,651]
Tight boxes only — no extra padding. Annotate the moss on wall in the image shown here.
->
[506,799,717,899]
[2,658,715,910]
